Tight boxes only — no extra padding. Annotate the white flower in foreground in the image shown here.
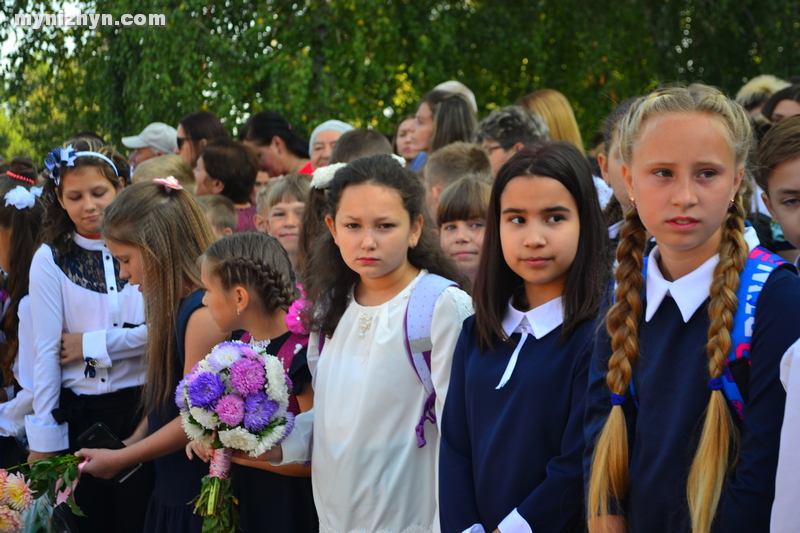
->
[181,411,214,445]
[219,427,258,452]
[189,407,219,430]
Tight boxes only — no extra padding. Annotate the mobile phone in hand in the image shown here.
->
[76,422,143,483]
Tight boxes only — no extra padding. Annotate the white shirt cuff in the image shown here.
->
[24,415,69,452]
[83,330,111,367]
[461,525,486,533]
[498,508,532,533]
[274,409,313,465]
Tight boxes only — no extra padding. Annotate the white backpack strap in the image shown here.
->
[404,274,457,447]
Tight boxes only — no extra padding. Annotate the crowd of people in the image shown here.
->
[0,75,799,533]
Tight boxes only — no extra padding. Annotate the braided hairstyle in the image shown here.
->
[588,84,753,533]
[202,232,299,315]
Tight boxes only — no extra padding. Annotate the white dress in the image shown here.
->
[280,271,473,533]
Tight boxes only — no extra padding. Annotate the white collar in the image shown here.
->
[608,220,624,240]
[502,296,563,339]
[645,228,760,323]
[73,232,107,251]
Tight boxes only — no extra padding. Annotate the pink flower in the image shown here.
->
[286,285,310,335]
[229,358,266,396]
[3,473,33,512]
[0,506,21,533]
[215,394,245,427]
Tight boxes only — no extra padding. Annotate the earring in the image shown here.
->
[237,309,241,316]
[729,198,735,210]
[629,197,637,208]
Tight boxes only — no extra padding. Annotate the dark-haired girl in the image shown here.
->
[175,111,229,169]
[0,159,44,465]
[439,143,610,533]
[240,111,313,177]
[26,142,153,532]
[249,154,473,533]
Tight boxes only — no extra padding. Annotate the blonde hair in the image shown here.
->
[517,89,584,152]
[256,173,311,214]
[132,154,196,194]
[588,84,753,533]
[102,181,215,412]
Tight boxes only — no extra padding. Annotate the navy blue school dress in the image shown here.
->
[584,252,800,533]
[231,330,318,533]
[143,290,208,533]
[440,296,594,533]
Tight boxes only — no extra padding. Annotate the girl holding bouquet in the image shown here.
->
[186,231,317,532]
[75,179,228,533]
[254,154,473,533]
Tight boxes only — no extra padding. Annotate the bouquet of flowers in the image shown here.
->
[0,468,35,532]
[176,341,295,532]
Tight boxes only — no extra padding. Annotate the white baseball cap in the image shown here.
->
[122,122,178,155]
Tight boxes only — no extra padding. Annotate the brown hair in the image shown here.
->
[202,232,299,315]
[196,194,237,234]
[588,84,753,533]
[201,139,258,205]
[329,129,392,164]
[258,173,311,214]
[755,114,800,195]
[436,177,490,226]
[517,89,584,153]
[102,181,215,412]
[0,159,44,382]
[424,142,491,190]
[132,154,196,194]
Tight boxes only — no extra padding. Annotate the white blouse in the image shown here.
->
[25,234,147,452]
[280,271,473,533]
[0,296,34,437]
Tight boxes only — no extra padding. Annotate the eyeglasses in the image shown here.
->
[176,136,193,149]
[483,144,505,153]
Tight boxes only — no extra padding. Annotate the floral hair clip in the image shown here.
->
[44,145,119,186]
[4,185,40,210]
[390,153,407,168]
[153,176,183,191]
[309,162,347,190]
[6,171,36,185]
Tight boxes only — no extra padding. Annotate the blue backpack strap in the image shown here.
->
[723,246,789,419]
[628,247,788,417]
[404,274,457,448]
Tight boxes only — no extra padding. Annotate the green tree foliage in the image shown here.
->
[1,0,799,160]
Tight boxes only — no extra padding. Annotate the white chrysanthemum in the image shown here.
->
[196,359,212,373]
[250,424,286,457]
[219,427,258,452]
[181,412,214,445]
[207,345,242,371]
[189,407,219,430]
[309,162,347,190]
[263,355,290,408]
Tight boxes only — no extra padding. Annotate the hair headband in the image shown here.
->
[6,171,36,185]
[44,145,119,186]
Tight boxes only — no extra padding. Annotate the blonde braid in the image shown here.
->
[588,206,648,522]
[686,191,747,533]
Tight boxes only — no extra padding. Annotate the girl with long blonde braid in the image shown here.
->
[585,84,800,533]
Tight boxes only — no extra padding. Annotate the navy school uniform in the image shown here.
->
[440,296,593,533]
[584,249,800,533]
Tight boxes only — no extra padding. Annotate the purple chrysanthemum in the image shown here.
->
[239,345,259,359]
[277,412,296,444]
[243,392,278,432]
[174,378,188,411]
[187,372,225,409]
[215,394,246,426]
[230,358,266,396]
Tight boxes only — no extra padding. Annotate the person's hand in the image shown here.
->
[186,440,212,462]
[232,444,283,464]
[74,448,125,479]
[27,450,60,463]
[60,333,84,365]
[588,515,626,533]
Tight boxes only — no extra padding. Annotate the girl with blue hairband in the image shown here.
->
[26,141,153,533]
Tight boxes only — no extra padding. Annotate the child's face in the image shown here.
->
[201,260,242,332]
[598,131,630,212]
[326,183,422,284]
[440,218,485,278]
[57,166,120,236]
[106,241,144,290]
[194,156,220,197]
[623,112,743,276]
[500,175,579,309]
[763,156,800,250]
[267,198,304,256]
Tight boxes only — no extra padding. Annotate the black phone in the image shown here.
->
[76,422,142,483]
